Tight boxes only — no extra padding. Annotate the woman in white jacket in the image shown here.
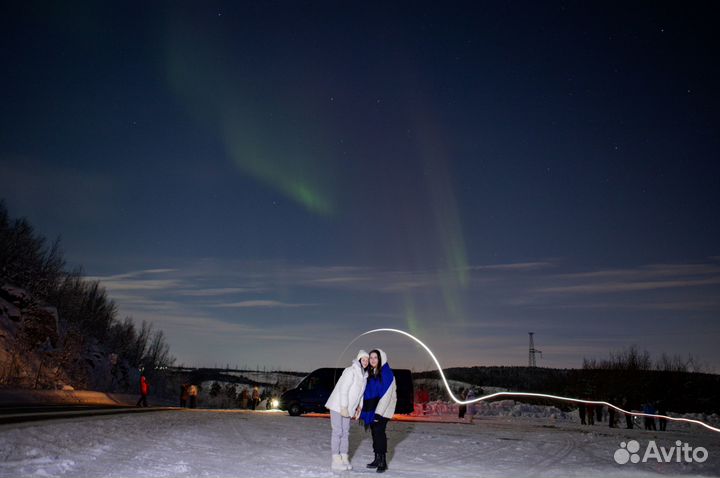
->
[325,349,369,471]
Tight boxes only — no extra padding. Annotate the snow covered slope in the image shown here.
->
[1,409,718,477]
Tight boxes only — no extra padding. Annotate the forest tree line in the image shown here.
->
[414,347,719,414]
[0,200,174,391]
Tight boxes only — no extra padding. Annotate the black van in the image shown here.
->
[279,367,414,416]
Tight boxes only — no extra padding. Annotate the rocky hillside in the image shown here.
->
[0,284,130,392]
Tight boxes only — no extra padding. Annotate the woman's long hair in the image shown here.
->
[368,349,383,382]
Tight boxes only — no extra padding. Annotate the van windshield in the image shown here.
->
[299,375,322,391]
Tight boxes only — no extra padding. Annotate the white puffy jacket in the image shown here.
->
[373,349,397,419]
[325,350,368,415]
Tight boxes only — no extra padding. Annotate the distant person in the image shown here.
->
[578,403,587,425]
[415,386,430,415]
[361,349,397,474]
[643,403,657,430]
[240,388,249,409]
[657,400,667,431]
[251,386,260,410]
[458,388,468,420]
[325,350,369,471]
[595,404,603,423]
[188,384,198,408]
[414,387,423,415]
[586,403,595,425]
[261,389,271,409]
[622,397,634,429]
[608,398,616,428]
[136,375,149,407]
[466,388,478,423]
[180,383,189,408]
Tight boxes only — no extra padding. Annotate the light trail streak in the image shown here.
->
[342,328,720,434]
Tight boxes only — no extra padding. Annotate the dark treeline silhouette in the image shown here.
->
[0,200,174,392]
[582,344,704,373]
[415,363,720,414]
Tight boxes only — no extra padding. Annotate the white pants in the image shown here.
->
[330,410,351,455]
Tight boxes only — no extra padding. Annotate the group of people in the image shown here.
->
[235,386,262,409]
[641,401,668,431]
[578,399,668,431]
[325,349,396,473]
[140,376,267,410]
[181,383,263,409]
[137,376,201,409]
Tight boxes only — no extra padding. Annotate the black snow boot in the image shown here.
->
[376,454,387,473]
[367,453,380,469]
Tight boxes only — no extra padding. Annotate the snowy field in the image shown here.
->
[1,409,719,478]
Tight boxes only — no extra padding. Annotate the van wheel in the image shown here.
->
[288,403,302,416]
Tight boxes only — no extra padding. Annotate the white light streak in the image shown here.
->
[345,328,720,434]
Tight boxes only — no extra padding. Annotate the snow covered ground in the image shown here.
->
[1,409,719,477]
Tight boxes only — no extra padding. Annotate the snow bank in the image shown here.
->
[1,409,718,477]
[417,398,569,420]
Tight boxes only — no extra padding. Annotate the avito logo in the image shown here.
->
[614,440,708,465]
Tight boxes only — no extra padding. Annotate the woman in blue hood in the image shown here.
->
[360,349,397,473]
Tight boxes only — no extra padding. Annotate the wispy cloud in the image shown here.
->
[501,259,720,316]
[107,293,182,312]
[177,287,265,297]
[213,300,313,309]
[307,276,368,285]
[96,279,184,291]
[523,300,720,312]
[466,261,556,272]
[92,260,560,297]
[554,263,720,281]
[537,262,720,296]
[93,258,720,314]
[296,261,555,292]
[537,276,720,295]
[85,257,720,369]
[87,268,181,290]
[87,268,178,280]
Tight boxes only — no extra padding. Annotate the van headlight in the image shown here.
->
[271,399,279,409]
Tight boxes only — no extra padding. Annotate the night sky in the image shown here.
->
[2,2,719,371]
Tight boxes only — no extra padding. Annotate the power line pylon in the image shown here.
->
[528,332,542,367]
